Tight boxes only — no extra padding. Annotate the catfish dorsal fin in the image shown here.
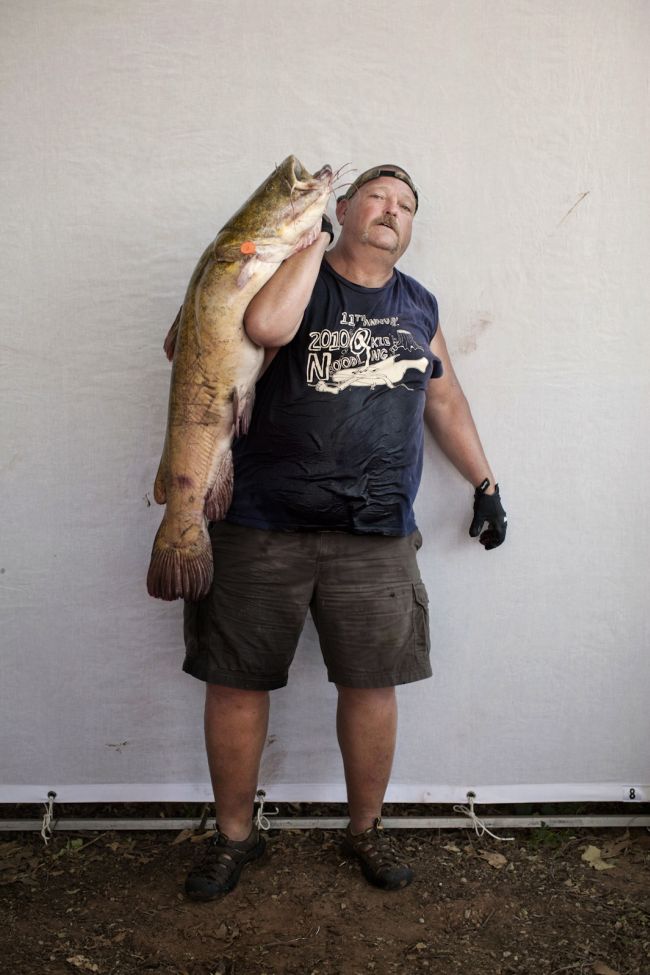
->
[163,306,182,362]
[153,437,169,504]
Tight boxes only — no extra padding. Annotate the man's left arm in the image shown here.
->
[424,326,507,549]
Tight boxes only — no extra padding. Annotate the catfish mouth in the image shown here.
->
[312,164,333,182]
[289,157,333,190]
[282,159,333,228]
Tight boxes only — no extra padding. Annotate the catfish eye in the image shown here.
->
[293,161,304,181]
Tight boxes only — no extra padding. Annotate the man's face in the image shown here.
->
[336,176,417,260]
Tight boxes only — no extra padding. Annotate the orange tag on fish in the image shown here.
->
[240,241,256,255]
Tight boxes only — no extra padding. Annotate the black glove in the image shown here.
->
[321,214,334,244]
[469,480,507,550]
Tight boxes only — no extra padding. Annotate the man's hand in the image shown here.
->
[292,214,334,255]
[320,214,334,243]
[469,481,507,550]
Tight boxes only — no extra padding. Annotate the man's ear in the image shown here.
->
[335,198,348,226]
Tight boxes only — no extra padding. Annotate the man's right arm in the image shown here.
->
[244,231,330,348]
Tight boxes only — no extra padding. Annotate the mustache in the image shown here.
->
[373,216,398,233]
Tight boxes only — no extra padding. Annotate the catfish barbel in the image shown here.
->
[147,156,333,601]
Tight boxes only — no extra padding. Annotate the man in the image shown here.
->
[183,165,507,899]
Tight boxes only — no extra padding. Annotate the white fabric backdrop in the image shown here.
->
[1,0,648,806]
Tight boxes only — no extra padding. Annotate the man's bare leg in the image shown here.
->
[336,685,397,833]
[336,684,412,889]
[204,684,269,840]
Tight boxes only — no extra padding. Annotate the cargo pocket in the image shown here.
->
[412,582,430,654]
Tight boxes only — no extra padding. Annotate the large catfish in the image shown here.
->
[147,156,333,601]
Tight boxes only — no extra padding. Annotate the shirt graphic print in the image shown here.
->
[306,309,431,395]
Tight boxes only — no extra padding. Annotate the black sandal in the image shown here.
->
[185,825,266,900]
[343,818,414,890]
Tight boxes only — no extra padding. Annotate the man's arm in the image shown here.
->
[424,324,507,548]
[424,325,496,492]
[244,230,330,348]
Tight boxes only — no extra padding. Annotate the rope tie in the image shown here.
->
[254,789,279,831]
[40,791,57,845]
[453,791,514,843]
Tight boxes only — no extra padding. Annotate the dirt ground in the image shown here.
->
[2,805,649,975]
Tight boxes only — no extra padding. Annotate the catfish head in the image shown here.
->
[216,155,333,266]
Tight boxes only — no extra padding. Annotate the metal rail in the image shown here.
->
[2,815,649,832]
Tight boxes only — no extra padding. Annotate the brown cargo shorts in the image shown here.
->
[183,522,432,690]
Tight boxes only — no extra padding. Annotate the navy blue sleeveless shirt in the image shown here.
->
[226,259,443,535]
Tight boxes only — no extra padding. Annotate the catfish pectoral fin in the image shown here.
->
[147,517,213,601]
[233,387,256,437]
[204,450,234,521]
[236,256,259,289]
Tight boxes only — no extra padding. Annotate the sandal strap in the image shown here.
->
[185,823,266,900]
[190,827,259,883]
[344,817,414,889]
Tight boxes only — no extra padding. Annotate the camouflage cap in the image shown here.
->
[338,165,419,213]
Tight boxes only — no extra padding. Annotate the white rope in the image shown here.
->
[40,791,56,845]
[254,789,279,831]
[453,792,514,842]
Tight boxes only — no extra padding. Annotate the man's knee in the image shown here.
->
[336,685,396,705]
[205,683,269,711]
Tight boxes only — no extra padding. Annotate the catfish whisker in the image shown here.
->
[331,162,356,186]
[331,163,355,189]
[333,162,355,181]
[332,178,356,195]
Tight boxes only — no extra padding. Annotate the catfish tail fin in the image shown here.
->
[147,516,213,601]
